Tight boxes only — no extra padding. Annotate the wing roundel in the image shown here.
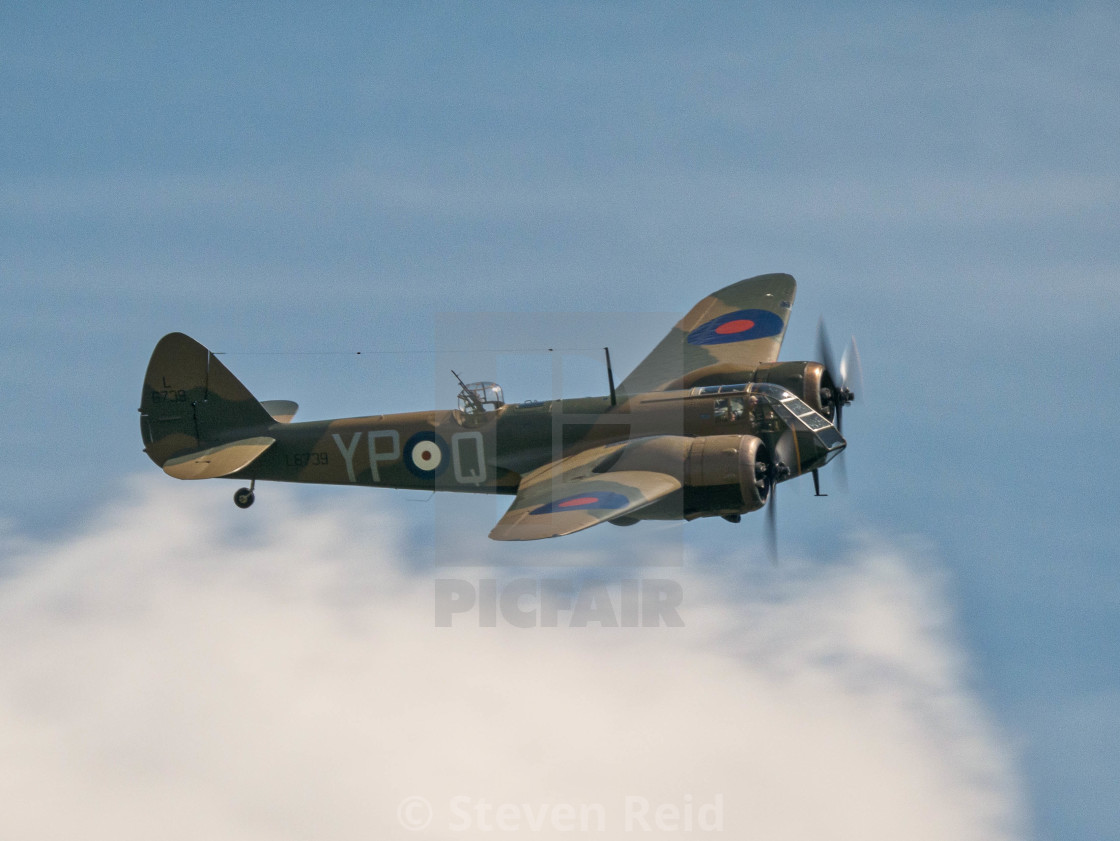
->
[619,273,797,395]
[489,441,682,541]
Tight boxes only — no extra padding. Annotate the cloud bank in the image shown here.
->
[0,479,1023,839]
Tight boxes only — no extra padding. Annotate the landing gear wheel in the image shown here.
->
[233,488,255,509]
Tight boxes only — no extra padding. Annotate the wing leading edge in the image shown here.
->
[618,273,797,395]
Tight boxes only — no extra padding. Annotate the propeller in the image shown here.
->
[839,336,864,407]
[815,319,861,433]
[816,319,864,492]
[764,428,795,564]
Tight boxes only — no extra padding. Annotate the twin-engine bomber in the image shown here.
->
[139,273,858,549]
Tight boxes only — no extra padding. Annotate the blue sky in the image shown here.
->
[2,4,1118,839]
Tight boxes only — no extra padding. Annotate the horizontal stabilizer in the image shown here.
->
[162,436,276,480]
[260,400,299,423]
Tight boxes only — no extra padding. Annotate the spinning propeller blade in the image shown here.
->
[816,318,837,387]
[765,428,796,564]
[840,336,864,404]
[816,319,863,492]
[816,319,860,432]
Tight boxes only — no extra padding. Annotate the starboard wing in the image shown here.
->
[489,442,681,541]
[618,273,797,395]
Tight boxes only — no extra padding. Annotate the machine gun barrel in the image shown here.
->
[451,369,487,413]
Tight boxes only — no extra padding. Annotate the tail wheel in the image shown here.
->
[233,488,255,509]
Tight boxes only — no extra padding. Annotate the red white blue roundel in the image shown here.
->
[404,431,450,479]
[686,309,784,346]
[530,491,630,516]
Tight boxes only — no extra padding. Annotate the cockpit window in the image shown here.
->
[748,383,792,400]
[781,396,814,416]
[694,383,747,396]
[713,396,746,422]
[800,412,832,431]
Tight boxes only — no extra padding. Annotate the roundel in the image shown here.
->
[403,431,450,479]
[530,491,630,516]
[686,309,785,346]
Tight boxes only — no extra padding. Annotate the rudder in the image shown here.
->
[139,333,276,467]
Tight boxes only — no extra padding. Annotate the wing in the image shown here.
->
[619,273,797,395]
[489,442,681,541]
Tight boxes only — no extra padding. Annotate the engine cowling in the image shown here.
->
[604,434,771,522]
[684,434,769,516]
[749,361,833,417]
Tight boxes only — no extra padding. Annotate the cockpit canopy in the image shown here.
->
[692,381,845,454]
[458,381,505,415]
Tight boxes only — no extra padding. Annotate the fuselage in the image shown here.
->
[230,383,844,494]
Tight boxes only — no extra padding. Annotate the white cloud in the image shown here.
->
[0,479,1024,840]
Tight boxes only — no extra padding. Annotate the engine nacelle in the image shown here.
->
[684,434,769,516]
[611,434,770,521]
[750,361,832,417]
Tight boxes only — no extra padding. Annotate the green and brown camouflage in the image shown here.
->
[139,273,850,540]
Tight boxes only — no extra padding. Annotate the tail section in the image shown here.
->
[140,333,276,469]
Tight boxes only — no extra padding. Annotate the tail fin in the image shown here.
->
[139,333,276,467]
